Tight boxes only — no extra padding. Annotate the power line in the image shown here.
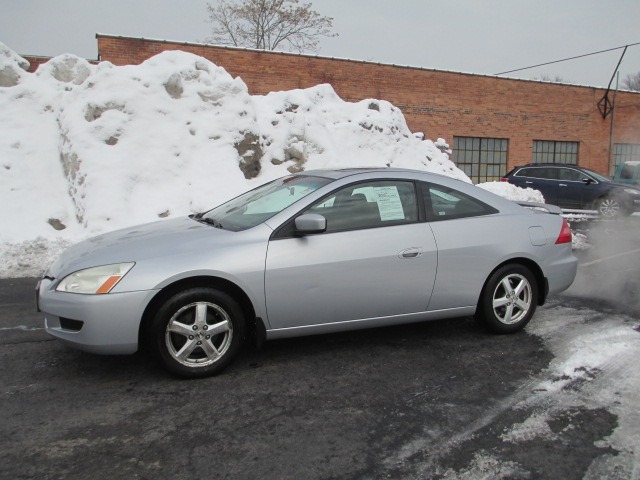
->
[494,41,640,76]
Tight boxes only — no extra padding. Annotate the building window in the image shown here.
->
[453,136,508,184]
[611,143,640,175]
[532,140,578,164]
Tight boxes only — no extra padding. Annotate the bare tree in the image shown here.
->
[532,74,565,83]
[621,71,640,91]
[205,0,337,53]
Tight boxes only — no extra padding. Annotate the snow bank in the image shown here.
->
[0,41,29,87]
[0,42,538,277]
[477,181,544,203]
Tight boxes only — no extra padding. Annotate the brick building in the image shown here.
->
[39,34,640,182]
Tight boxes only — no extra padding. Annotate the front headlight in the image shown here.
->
[624,188,640,195]
[56,263,135,294]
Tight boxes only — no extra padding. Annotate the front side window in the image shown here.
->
[203,175,332,231]
[557,168,586,182]
[577,167,609,183]
[423,184,497,221]
[306,180,418,233]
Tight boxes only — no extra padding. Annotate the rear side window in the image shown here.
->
[422,184,497,221]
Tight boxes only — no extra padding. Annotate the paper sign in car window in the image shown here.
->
[373,186,405,221]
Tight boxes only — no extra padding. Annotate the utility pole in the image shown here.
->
[598,46,627,119]
[608,72,619,175]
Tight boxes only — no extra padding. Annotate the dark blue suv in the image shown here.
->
[502,163,640,218]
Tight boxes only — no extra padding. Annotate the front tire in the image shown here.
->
[151,287,245,378]
[476,264,538,334]
[597,196,622,219]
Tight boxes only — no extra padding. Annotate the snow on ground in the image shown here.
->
[394,300,640,478]
[1,41,544,278]
[504,306,640,478]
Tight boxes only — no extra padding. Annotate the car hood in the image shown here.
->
[47,217,234,278]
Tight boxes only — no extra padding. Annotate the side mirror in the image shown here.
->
[294,214,326,235]
[582,178,593,185]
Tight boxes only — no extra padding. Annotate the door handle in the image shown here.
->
[559,183,567,187]
[525,181,533,184]
[399,248,423,258]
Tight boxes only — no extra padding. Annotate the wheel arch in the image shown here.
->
[138,275,257,348]
[479,257,548,307]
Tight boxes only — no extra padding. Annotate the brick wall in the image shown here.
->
[22,56,53,73]
[23,55,99,73]
[97,34,640,176]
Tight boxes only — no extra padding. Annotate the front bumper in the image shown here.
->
[38,277,158,355]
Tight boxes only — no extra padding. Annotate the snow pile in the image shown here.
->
[0,42,29,87]
[477,181,544,203]
[0,41,539,277]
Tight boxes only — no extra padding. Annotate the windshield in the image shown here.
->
[201,175,332,231]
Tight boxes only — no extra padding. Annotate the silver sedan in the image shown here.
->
[37,168,577,378]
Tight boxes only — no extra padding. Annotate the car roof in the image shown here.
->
[515,163,581,168]
[295,167,444,180]
[292,167,526,212]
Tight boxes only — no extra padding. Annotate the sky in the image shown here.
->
[1,0,640,88]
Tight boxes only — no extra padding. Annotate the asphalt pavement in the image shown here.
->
[1,216,639,479]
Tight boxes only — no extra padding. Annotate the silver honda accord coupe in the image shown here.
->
[37,168,577,378]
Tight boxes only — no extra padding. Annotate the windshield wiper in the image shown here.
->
[190,214,224,229]
[202,217,223,228]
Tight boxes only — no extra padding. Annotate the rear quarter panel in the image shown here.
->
[426,212,561,311]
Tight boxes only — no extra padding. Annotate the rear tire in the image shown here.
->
[150,287,245,378]
[476,264,538,334]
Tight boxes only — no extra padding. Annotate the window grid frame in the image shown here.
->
[532,140,579,165]
[611,143,640,176]
[453,136,509,184]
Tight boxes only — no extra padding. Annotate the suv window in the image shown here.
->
[557,168,585,182]
[516,167,557,180]
[423,184,497,221]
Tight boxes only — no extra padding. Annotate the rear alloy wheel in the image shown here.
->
[477,264,538,334]
[597,197,622,219]
[152,287,245,378]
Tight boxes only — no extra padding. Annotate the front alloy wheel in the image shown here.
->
[165,301,233,368]
[598,197,621,218]
[152,288,245,378]
[477,264,538,333]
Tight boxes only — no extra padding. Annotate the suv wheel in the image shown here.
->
[597,197,622,219]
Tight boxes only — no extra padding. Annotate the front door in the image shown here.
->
[556,167,586,208]
[264,180,438,330]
